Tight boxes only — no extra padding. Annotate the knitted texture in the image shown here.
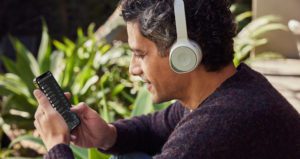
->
[47,64,300,159]
[44,144,74,159]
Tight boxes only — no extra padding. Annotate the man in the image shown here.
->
[33,0,300,158]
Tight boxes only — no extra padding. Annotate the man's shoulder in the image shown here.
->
[201,63,296,115]
[163,91,300,159]
[160,63,299,158]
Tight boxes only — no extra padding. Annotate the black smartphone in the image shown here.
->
[33,71,80,131]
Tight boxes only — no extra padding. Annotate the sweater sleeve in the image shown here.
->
[100,101,185,155]
[44,144,74,159]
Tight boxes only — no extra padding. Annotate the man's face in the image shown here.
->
[127,22,187,103]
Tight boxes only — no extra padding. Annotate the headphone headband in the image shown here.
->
[174,0,188,40]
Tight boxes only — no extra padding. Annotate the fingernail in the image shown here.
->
[70,135,77,140]
[33,89,42,98]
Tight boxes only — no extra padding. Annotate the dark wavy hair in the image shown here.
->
[120,0,236,71]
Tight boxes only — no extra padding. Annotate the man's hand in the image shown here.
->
[33,89,70,151]
[70,102,117,150]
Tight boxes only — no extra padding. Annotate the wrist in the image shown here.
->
[46,134,70,151]
[100,124,117,150]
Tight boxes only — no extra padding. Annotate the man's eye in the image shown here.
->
[134,54,145,59]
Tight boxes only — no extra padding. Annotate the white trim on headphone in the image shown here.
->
[170,0,202,74]
[174,0,188,40]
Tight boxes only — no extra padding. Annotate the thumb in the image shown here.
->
[70,135,77,141]
[71,102,88,115]
[64,92,72,101]
[33,89,54,113]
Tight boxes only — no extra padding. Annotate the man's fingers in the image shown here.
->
[34,104,44,119]
[34,119,44,135]
[70,102,87,114]
[64,92,72,101]
[33,89,54,113]
[34,109,44,120]
[70,135,77,141]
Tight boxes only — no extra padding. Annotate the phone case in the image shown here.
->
[33,71,80,131]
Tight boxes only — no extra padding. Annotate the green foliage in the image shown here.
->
[0,3,288,158]
[8,135,44,149]
[233,14,287,66]
[0,23,166,158]
[0,23,132,131]
[230,3,252,32]
[88,148,110,159]
[131,86,153,117]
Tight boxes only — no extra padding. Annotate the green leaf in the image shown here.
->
[2,114,34,129]
[38,21,51,73]
[0,85,12,96]
[0,55,18,74]
[2,95,28,112]
[5,157,43,159]
[121,91,135,104]
[0,73,31,97]
[49,51,65,83]
[111,84,125,97]
[88,148,110,159]
[108,101,130,116]
[72,67,95,95]
[80,75,99,95]
[62,56,75,88]
[53,40,66,52]
[27,49,41,76]
[9,36,36,91]
[153,102,172,111]
[251,23,287,38]
[131,86,153,117]
[87,23,96,38]
[76,27,87,44]
[236,11,252,23]
[9,134,44,148]
[63,37,76,57]
[2,94,36,114]
[100,44,111,55]
[70,145,88,159]
[77,27,84,39]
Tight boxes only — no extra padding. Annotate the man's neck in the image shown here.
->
[180,63,237,110]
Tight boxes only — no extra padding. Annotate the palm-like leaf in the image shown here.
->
[234,14,287,66]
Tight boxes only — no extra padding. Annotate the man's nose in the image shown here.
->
[129,57,142,76]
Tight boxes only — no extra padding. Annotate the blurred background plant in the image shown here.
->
[233,13,287,66]
[229,0,287,66]
[0,23,170,158]
[0,0,290,158]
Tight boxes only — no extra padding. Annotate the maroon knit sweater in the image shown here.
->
[45,64,300,159]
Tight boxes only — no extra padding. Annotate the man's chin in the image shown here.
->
[151,94,173,104]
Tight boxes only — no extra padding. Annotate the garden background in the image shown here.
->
[0,0,299,158]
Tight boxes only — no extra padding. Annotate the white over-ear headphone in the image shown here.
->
[170,0,202,73]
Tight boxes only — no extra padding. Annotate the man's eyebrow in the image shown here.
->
[130,48,146,53]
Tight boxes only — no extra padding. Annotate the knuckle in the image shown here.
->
[34,120,38,128]
[78,102,86,107]
[47,111,58,119]
[34,111,41,119]
[34,113,38,119]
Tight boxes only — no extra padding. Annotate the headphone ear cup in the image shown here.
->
[170,40,202,73]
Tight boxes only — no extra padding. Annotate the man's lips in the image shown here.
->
[147,83,152,91]
[140,76,151,84]
[141,77,152,91]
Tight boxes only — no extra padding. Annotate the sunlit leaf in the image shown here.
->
[88,148,110,159]
[131,86,153,117]
[70,145,88,159]
[38,20,51,73]
[9,134,44,148]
